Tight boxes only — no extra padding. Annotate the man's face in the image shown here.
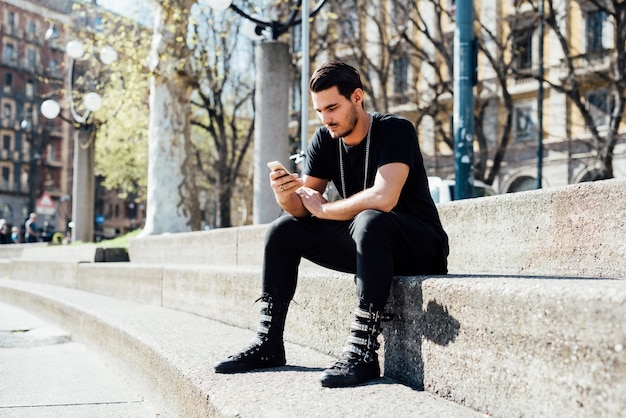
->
[311,86,359,139]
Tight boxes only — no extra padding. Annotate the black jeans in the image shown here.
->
[262,209,448,310]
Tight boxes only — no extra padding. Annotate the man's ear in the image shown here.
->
[352,88,364,106]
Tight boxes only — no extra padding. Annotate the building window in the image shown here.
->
[26,80,34,98]
[393,56,409,94]
[514,102,535,141]
[513,27,533,70]
[3,73,12,92]
[27,49,36,69]
[1,166,10,189]
[586,10,607,53]
[586,89,612,127]
[2,135,10,150]
[508,175,536,193]
[4,43,16,64]
[47,141,62,162]
[7,12,15,32]
[3,103,12,119]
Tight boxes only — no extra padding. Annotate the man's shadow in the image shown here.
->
[382,276,460,390]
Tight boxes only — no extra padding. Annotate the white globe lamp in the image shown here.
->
[99,46,118,65]
[66,40,85,60]
[41,99,61,119]
[84,92,103,112]
[205,0,233,11]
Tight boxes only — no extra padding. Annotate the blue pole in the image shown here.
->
[300,0,310,158]
[536,0,544,189]
[453,0,475,200]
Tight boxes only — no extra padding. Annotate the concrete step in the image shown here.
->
[4,261,626,417]
[0,279,485,418]
[127,179,626,280]
[0,302,159,417]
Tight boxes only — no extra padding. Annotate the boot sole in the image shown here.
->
[214,359,286,374]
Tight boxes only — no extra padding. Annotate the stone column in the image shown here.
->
[71,128,95,243]
[253,41,290,225]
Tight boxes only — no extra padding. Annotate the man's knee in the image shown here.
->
[351,210,391,242]
[265,215,297,244]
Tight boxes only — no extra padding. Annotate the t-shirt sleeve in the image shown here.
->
[303,128,333,180]
[376,117,418,170]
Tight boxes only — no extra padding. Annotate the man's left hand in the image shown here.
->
[296,187,328,218]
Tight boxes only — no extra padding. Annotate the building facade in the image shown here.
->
[291,0,625,195]
[0,0,73,236]
[0,0,146,240]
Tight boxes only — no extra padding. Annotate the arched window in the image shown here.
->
[507,175,537,193]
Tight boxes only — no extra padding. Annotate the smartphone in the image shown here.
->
[267,161,291,175]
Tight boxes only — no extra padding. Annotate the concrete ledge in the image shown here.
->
[9,259,79,288]
[0,243,47,259]
[384,275,626,417]
[440,178,626,278]
[76,263,163,306]
[1,244,129,264]
[128,225,268,266]
[19,245,102,262]
[0,279,484,418]
[128,178,626,279]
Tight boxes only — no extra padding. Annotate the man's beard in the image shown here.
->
[329,105,359,139]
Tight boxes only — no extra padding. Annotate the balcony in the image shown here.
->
[0,55,18,68]
[1,25,21,38]
[0,118,19,130]
[0,179,13,192]
[559,50,612,82]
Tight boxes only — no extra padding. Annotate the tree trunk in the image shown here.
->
[142,0,201,235]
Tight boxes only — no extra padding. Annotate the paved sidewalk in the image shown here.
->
[0,301,159,418]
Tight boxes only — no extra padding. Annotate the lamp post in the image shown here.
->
[453,0,475,200]
[19,118,41,215]
[40,38,118,243]
[206,0,327,224]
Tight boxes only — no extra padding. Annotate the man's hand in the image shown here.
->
[295,187,328,218]
[269,169,305,210]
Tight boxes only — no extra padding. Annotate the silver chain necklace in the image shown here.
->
[339,113,372,197]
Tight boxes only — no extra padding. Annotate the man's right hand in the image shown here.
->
[270,170,304,204]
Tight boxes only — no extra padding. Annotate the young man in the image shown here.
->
[214,59,449,388]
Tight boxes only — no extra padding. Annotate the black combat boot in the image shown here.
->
[214,294,289,373]
[320,302,383,388]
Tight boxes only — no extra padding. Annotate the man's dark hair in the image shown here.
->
[309,60,363,101]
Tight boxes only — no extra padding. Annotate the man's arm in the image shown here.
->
[296,162,409,221]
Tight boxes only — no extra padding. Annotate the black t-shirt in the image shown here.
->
[304,112,444,230]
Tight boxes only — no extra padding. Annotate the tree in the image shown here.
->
[187,4,255,228]
[142,0,202,235]
[537,0,626,179]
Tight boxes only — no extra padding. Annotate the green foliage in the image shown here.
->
[68,4,153,201]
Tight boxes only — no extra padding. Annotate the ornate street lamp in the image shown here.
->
[40,38,119,243]
[205,0,327,224]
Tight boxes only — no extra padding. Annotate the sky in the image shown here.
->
[97,0,155,25]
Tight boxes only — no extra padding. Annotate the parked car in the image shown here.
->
[428,176,496,203]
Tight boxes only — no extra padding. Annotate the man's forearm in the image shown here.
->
[278,193,311,218]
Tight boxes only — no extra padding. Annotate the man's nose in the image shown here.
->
[320,112,332,126]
